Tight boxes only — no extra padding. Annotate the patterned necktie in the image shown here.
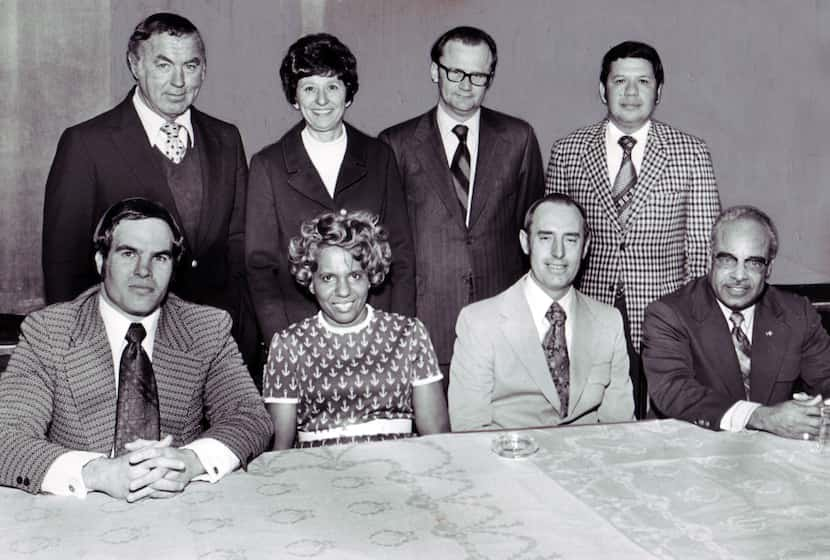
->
[113,323,160,455]
[450,124,471,222]
[543,302,570,415]
[729,311,752,399]
[612,135,637,220]
[161,122,186,164]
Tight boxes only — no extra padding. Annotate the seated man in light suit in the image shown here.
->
[643,205,830,439]
[0,198,272,501]
[449,194,635,430]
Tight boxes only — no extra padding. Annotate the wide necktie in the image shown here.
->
[113,323,161,455]
[161,122,186,164]
[729,311,752,399]
[612,135,637,222]
[450,124,471,222]
[543,302,570,415]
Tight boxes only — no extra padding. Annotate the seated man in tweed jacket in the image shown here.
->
[0,198,272,501]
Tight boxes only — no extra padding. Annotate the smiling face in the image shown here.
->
[310,245,370,327]
[294,74,349,142]
[430,39,493,121]
[708,218,773,311]
[129,32,205,121]
[520,201,589,301]
[95,218,175,320]
[600,57,662,134]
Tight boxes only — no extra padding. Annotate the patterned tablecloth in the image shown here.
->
[2,419,828,559]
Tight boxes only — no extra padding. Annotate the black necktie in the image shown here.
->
[612,135,637,223]
[113,323,160,455]
[450,124,471,222]
[543,302,570,415]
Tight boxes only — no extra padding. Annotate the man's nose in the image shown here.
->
[171,66,185,87]
[551,239,565,258]
[133,256,151,277]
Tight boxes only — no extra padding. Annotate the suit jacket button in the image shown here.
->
[16,476,22,484]
[191,259,198,268]
[213,466,219,475]
[68,484,75,493]
[619,242,626,251]
[23,477,29,486]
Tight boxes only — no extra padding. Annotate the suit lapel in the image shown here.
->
[564,291,593,417]
[691,281,747,400]
[468,109,505,228]
[153,297,203,441]
[581,121,621,231]
[750,290,791,403]
[283,122,335,209]
[498,281,562,413]
[411,110,467,227]
[333,123,368,198]
[65,291,118,452]
[624,121,668,226]
[191,109,222,254]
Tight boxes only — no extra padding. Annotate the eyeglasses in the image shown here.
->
[713,253,769,273]
[436,62,492,87]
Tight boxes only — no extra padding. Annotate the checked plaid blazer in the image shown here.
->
[545,119,721,350]
[0,287,272,494]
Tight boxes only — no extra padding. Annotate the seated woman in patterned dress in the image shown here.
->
[263,210,449,448]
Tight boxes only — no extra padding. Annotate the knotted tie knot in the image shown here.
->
[618,135,636,155]
[545,301,567,326]
[452,124,469,144]
[729,311,744,330]
[126,322,147,345]
[160,122,185,164]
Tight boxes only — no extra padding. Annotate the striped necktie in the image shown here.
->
[729,311,752,399]
[450,124,471,223]
[612,135,637,222]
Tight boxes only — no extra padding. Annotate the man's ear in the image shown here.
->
[599,82,607,105]
[308,280,316,295]
[94,252,104,277]
[765,258,775,280]
[581,236,590,260]
[519,229,530,256]
[430,62,439,84]
[656,83,663,105]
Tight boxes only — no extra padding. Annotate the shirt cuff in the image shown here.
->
[719,401,762,432]
[182,438,240,483]
[41,451,106,498]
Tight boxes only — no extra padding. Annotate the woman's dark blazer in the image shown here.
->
[245,121,416,342]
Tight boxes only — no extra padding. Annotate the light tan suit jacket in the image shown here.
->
[449,279,634,430]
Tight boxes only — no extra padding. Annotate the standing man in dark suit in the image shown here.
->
[1,198,271,500]
[545,41,721,418]
[42,13,257,372]
[642,206,830,439]
[380,26,545,380]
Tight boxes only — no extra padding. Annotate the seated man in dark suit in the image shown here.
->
[0,199,272,500]
[643,205,830,439]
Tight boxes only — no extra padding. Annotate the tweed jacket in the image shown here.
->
[41,91,258,367]
[245,121,416,342]
[545,119,721,350]
[380,107,544,366]
[0,287,273,494]
[642,277,830,430]
[449,279,634,430]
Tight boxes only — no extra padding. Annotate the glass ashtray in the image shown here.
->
[491,432,539,459]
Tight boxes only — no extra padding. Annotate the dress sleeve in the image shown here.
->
[407,318,443,386]
[262,330,301,403]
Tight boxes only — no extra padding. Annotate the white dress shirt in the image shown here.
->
[715,301,762,431]
[523,273,575,353]
[605,120,650,187]
[41,294,239,498]
[132,88,194,150]
[436,104,481,227]
[301,125,348,198]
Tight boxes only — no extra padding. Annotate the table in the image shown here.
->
[2,419,829,559]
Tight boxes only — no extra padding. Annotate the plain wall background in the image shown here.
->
[2,0,829,312]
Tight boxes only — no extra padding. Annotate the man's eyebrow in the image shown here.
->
[113,243,138,253]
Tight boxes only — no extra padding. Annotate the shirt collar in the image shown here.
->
[606,119,650,147]
[523,273,574,325]
[436,103,481,139]
[97,290,161,354]
[132,88,194,148]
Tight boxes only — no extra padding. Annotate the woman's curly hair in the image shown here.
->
[289,210,391,289]
[279,33,359,106]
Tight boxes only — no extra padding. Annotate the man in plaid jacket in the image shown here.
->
[545,41,721,418]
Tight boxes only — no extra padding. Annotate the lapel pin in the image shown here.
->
[765,330,773,337]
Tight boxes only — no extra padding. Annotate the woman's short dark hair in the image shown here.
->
[289,210,391,289]
[600,41,664,88]
[279,33,359,106]
[93,197,185,263]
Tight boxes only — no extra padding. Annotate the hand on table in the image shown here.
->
[748,396,823,440]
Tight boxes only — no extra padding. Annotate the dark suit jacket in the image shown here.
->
[0,287,273,494]
[42,91,250,332]
[642,276,830,429]
[379,107,544,366]
[245,121,415,342]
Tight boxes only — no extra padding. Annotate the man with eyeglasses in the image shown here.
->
[380,26,544,384]
[642,206,830,440]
